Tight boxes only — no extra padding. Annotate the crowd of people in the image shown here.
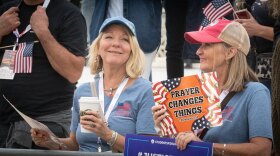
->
[0,0,279,155]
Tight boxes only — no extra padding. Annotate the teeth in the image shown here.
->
[109,51,121,54]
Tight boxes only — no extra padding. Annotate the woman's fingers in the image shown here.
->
[80,111,107,133]
[152,105,162,113]
[175,132,198,151]
[176,132,186,150]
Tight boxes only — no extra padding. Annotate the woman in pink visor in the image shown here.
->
[153,19,273,156]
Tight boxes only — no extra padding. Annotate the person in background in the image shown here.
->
[272,40,280,156]
[89,0,162,80]
[269,0,280,155]
[153,19,272,156]
[0,0,87,149]
[235,0,276,92]
[164,0,187,78]
[80,0,95,44]
[164,0,211,79]
[31,16,156,152]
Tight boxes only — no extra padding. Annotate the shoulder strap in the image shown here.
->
[221,92,236,111]
[90,82,97,97]
[199,91,236,140]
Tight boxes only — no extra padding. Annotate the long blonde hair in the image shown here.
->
[222,47,259,92]
[87,24,145,78]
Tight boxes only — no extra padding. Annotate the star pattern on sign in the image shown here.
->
[192,116,211,130]
[161,78,181,91]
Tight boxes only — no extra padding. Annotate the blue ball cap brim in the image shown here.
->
[99,16,136,36]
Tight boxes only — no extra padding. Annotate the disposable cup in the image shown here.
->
[79,97,102,133]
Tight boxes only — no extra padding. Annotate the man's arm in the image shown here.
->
[30,6,86,83]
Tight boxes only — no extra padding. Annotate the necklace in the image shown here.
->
[103,75,128,95]
[103,87,117,95]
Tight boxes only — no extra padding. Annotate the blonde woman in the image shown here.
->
[153,19,273,156]
[31,17,156,152]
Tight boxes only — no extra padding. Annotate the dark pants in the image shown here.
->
[0,122,68,149]
[164,0,212,79]
[164,0,187,79]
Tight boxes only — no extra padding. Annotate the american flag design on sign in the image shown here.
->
[14,42,33,73]
[153,72,222,135]
[199,0,233,30]
[153,80,179,136]
[196,72,222,128]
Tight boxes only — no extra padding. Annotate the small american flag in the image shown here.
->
[199,17,211,31]
[14,42,33,73]
[199,0,233,30]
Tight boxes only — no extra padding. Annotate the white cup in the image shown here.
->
[79,97,103,133]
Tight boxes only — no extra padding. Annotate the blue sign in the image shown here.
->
[124,134,213,156]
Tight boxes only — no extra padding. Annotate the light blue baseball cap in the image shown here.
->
[98,16,136,36]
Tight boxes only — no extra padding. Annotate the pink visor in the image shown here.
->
[184,19,232,44]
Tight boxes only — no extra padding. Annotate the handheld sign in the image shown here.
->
[124,134,213,156]
[152,72,222,136]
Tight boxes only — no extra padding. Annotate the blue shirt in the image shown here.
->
[70,76,156,152]
[203,82,273,143]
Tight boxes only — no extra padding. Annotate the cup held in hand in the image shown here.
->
[79,97,103,133]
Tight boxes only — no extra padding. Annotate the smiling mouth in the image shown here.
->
[108,51,122,54]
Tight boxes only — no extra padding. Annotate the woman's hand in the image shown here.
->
[31,128,61,150]
[175,132,202,151]
[235,12,261,37]
[152,105,167,128]
[80,111,112,140]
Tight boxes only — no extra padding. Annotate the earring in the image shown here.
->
[94,56,99,63]
[226,59,230,65]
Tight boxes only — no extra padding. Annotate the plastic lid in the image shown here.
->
[79,97,99,103]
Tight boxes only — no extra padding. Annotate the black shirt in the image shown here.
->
[251,0,276,53]
[0,0,87,123]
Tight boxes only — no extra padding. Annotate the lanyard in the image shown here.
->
[98,72,129,122]
[97,72,128,152]
[12,0,50,51]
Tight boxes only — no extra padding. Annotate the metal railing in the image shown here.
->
[0,148,124,156]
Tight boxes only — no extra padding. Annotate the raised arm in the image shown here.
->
[30,6,86,83]
[236,12,274,41]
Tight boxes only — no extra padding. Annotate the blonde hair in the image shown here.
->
[222,48,259,92]
[87,24,145,78]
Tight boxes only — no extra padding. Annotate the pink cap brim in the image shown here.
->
[184,31,222,44]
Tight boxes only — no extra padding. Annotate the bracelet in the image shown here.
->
[107,130,118,146]
[222,144,226,156]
